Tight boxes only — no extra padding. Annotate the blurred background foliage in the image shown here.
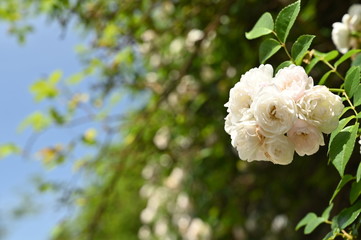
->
[1,0,361,239]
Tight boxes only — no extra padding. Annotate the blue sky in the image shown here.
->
[0,17,90,240]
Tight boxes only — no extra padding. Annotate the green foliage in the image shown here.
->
[18,111,51,132]
[259,38,282,63]
[30,70,62,101]
[4,0,361,239]
[291,34,315,65]
[245,12,274,40]
[329,124,359,177]
[345,66,360,98]
[274,0,300,43]
[0,143,20,159]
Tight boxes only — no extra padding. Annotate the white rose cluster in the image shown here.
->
[225,64,344,165]
[332,4,361,53]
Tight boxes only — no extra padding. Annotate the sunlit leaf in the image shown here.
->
[18,111,52,132]
[329,123,359,177]
[318,70,333,85]
[335,49,361,67]
[0,143,20,159]
[245,12,274,39]
[291,35,315,65]
[274,0,300,43]
[296,212,324,234]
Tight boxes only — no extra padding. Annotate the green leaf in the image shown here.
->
[291,35,315,65]
[330,174,354,203]
[333,199,361,229]
[352,53,361,67]
[30,70,62,102]
[305,217,324,234]
[321,204,334,220]
[49,108,65,125]
[305,57,320,74]
[296,212,317,230]
[318,70,333,85]
[345,66,360,98]
[296,212,324,234]
[259,38,282,63]
[274,0,300,43]
[357,163,361,182]
[314,50,339,62]
[353,84,361,107]
[18,111,52,132]
[0,144,20,159]
[275,60,293,73]
[328,116,355,155]
[350,181,361,204]
[335,49,361,67]
[329,123,359,177]
[245,12,274,39]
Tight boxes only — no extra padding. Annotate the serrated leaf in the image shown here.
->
[353,84,361,107]
[350,181,361,204]
[318,70,333,85]
[245,12,274,39]
[335,49,361,67]
[329,123,359,177]
[291,35,315,65]
[334,199,361,229]
[259,38,282,63]
[330,174,354,203]
[274,0,300,43]
[328,116,355,155]
[345,66,360,98]
[275,60,293,73]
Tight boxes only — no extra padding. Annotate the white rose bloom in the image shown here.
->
[287,119,325,156]
[239,64,274,97]
[274,65,314,101]
[332,4,361,53]
[225,81,253,123]
[348,4,361,31]
[252,86,297,137]
[230,120,267,162]
[298,86,344,134]
[264,135,295,165]
[224,64,273,128]
[332,16,351,54]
